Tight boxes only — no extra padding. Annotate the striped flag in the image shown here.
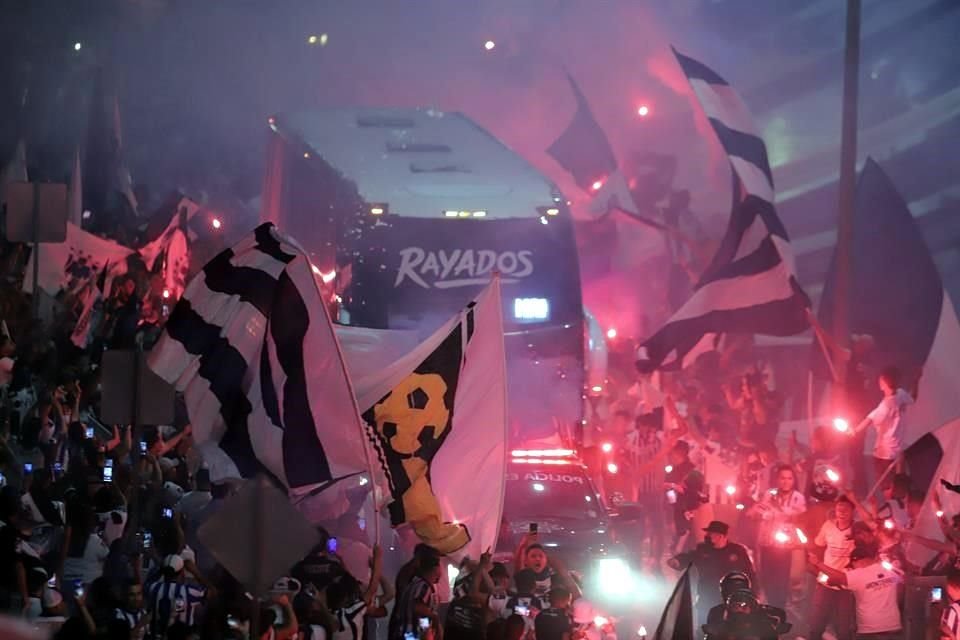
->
[652,566,695,640]
[815,158,960,445]
[147,223,373,496]
[638,49,809,370]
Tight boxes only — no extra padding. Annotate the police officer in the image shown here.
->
[702,589,790,640]
[668,521,755,626]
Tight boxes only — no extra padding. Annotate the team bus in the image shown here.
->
[260,107,587,441]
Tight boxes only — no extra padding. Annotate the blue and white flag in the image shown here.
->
[638,49,810,370]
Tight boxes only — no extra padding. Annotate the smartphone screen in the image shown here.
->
[85,427,94,439]
[143,531,153,549]
[23,463,33,473]
[102,466,113,482]
[140,441,148,453]
[515,605,529,617]
[162,508,173,519]
[327,537,338,554]
[931,587,943,602]
[418,617,430,630]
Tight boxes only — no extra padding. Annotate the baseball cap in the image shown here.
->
[850,542,878,562]
[703,521,730,535]
[163,554,185,573]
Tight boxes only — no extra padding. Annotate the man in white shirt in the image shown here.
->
[809,497,858,640]
[853,367,913,488]
[809,541,903,640]
[176,468,213,523]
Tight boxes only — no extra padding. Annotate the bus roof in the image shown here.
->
[276,107,565,220]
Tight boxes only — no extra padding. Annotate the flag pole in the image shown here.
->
[832,0,861,391]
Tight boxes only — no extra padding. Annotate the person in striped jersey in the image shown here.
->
[942,569,960,640]
[145,554,210,638]
[114,578,150,640]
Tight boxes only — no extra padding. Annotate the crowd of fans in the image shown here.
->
[585,338,960,639]
[1,210,959,640]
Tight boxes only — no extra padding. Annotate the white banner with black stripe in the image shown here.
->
[147,223,373,497]
[638,49,809,370]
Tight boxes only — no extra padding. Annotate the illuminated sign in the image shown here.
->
[513,297,550,321]
[394,247,534,289]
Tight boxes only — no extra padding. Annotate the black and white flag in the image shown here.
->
[147,223,372,495]
[336,280,508,559]
[638,49,809,370]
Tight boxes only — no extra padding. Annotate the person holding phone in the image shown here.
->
[514,528,580,600]
[62,504,110,590]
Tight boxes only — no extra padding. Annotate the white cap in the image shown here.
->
[163,554,184,573]
[180,547,196,564]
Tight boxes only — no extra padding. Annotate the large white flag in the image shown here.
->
[338,280,508,560]
[22,222,132,297]
[147,223,373,499]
